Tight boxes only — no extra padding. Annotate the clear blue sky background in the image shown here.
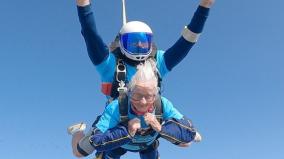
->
[1,0,284,159]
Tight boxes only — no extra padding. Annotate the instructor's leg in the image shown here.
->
[139,140,160,159]
[103,147,127,159]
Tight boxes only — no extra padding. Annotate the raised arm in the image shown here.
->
[163,0,215,71]
[76,0,109,65]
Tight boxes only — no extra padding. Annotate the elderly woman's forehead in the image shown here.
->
[132,84,156,92]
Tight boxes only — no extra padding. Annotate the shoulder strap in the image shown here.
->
[110,53,126,99]
[119,94,129,126]
[154,96,163,124]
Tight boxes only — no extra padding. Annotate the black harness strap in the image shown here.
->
[154,97,163,124]
[119,94,129,127]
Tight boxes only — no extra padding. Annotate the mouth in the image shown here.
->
[132,104,149,115]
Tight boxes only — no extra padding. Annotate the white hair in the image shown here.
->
[128,59,159,93]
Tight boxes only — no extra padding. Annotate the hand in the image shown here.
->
[144,113,162,132]
[77,0,91,7]
[128,118,141,137]
[200,0,215,8]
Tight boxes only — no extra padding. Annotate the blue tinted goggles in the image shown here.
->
[120,32,152,55]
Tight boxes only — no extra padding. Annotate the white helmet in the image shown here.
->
[119,21,153,61]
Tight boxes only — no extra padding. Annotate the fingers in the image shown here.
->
[144,113,156,124]
[128,118,141,137]
[144,113,162,132]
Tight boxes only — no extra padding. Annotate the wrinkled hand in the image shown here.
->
[128,118,141,137]
[144,113,162,132]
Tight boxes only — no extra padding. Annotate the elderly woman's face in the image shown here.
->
[130,84,157,113]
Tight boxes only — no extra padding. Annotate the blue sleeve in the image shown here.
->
[161,97,183,120]
[156,50,169,77]
[95,100,120,132]
[164,6,210,71]
[89,100,132,152]
[160,118,197,145]
[90,125,132,152]
[160,97,197,145]
[77,4,109,65]
[95,53,116,82]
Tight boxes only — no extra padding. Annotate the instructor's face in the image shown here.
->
[130,84,156,113]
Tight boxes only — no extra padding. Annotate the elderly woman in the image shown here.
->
[69,60,201,159]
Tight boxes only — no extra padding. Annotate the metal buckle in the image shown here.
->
[117,81,128,93]
[116,60,126,82]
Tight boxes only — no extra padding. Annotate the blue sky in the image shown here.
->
[1,0,284,159]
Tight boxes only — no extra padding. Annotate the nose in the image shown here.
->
[140,97,147,104]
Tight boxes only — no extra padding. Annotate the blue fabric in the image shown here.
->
[95,53,117,83]
[95,100,120,132]
[161,97,183,120]
[187,6,210,33]
[103,147,127,159]
[102,147,158,159]
[90,125,132,152]
[139,149,159,159]
[160,118,196,145]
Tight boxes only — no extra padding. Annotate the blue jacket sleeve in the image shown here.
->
[164,6,210,71]
[77,4,109,65]
[160,117,197,145]
[86,101,132,152]
[89,125,132,152]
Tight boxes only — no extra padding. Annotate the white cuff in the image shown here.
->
[181,26,200,43]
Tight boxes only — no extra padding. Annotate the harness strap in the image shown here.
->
[110,54,127,99]
[119,94,129,127]
[154,97,163,124]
